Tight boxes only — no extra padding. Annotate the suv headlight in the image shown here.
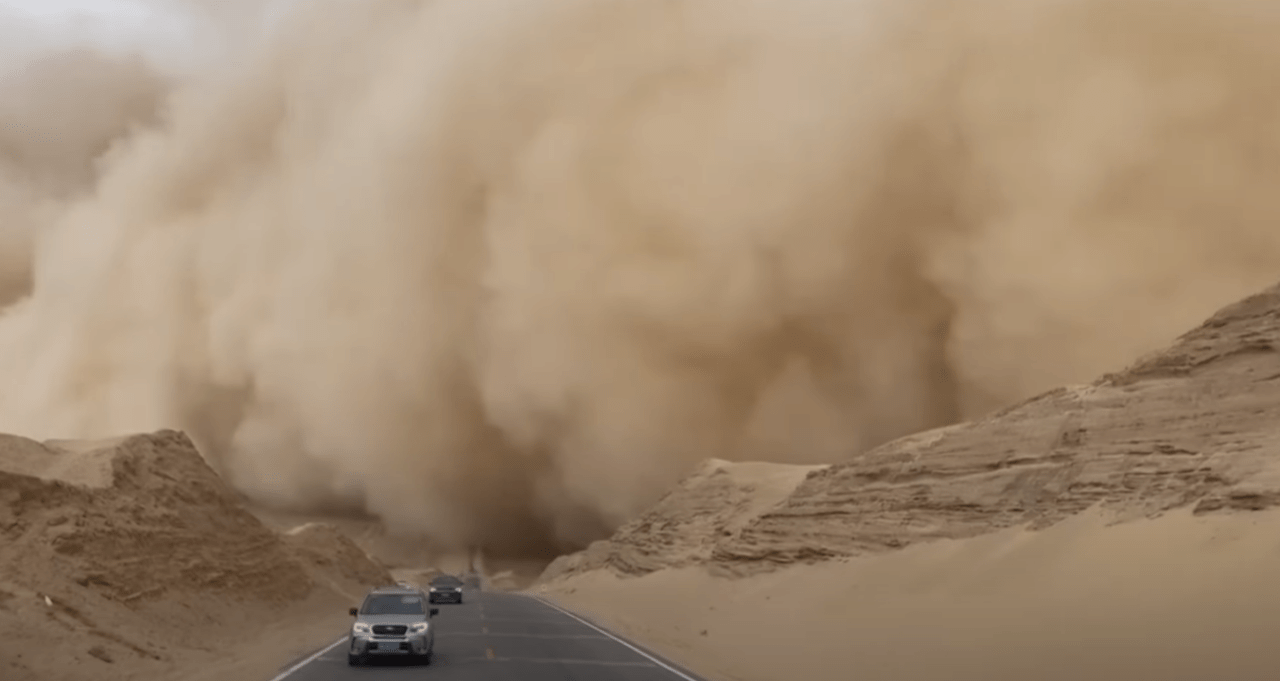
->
[409,622,429,634]
[352,623,371,635]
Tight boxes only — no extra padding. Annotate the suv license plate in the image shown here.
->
[378,642,400,652]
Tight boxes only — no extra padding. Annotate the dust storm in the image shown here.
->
[1,0,1279,556]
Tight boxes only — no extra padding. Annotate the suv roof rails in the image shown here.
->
[371,581,417,591]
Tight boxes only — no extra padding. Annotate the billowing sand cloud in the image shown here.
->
[0,43,166,305]
[1,0,1279,556]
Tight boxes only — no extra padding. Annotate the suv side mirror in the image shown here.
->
[429,608,439,617]
[349,607,358,616]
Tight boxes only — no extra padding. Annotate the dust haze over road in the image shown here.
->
[1,0,1279,558]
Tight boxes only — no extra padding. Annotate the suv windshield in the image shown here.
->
[360,593,426,615]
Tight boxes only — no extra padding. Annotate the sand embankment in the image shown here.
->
[0,430,391,681]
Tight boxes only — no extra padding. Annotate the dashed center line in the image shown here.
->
[486,647,495,660]
[440,632,608,640]
[488,656,656,667]
[465,617,578,625]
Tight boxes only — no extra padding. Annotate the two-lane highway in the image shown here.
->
[271,588,707,681]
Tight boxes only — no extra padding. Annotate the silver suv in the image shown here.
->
[346,584,439,666]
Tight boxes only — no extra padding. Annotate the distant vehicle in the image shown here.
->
[347,584,439,666]
[428,574,465,604]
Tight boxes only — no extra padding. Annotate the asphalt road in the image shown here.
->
[270,587,708,681]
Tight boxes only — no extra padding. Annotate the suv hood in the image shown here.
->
[357,614,428,626]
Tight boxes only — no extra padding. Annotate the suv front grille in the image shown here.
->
[372,624,408,636]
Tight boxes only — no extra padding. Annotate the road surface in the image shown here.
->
[270,587,708,681]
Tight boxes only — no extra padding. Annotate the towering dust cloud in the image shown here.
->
[2,0,1280,555]
[0,47,166,306]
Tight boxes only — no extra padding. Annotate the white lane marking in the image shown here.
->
[267,636,347,681]
[531,596,703,681]
[490,656,653,667]
[439,632,608,640]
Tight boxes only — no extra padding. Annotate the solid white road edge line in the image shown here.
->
[531,595,703,681]
[268,636,347,681]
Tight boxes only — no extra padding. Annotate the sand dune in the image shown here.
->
[0,430,390,681]
[542,459,823,580]
[539,282,1280,681]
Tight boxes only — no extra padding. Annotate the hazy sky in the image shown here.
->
[0,0,220,72]
[0,0,146,17]
[0,0,300,56]
[0,0,157,33]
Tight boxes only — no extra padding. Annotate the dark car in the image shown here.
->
[428,574,464,604]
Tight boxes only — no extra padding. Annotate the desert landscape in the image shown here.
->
[9,275,1280,681]
[5,0,1280,679]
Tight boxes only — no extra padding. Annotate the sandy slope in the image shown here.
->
[538,282,1280,681]
[0,430,391,681]
[541,459,824,580]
